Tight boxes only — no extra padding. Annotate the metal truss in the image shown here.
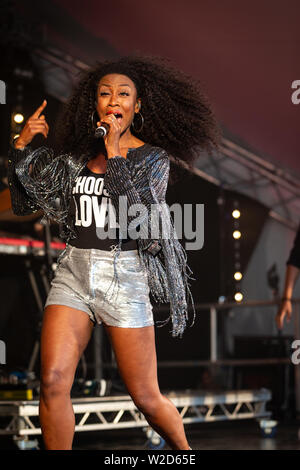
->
[31,45,89,103]
[0,388,271,439]
[193,138,300,231]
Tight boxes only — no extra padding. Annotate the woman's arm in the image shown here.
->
[7,144,39,216]
[276,264,300,329]
[7,100,50,216]
[276,226,300,329]
[13,146,71,225]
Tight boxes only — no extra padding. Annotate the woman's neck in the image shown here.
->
[96,135,145,159]
[119,133,145,150]
[88,135,145,173]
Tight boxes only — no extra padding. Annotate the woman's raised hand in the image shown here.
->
[14,100,49,149]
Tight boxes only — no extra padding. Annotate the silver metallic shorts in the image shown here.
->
[44,244,154,328]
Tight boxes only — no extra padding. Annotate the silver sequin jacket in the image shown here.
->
[7,143,195,337]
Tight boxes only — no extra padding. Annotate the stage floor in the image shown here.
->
[71,420,300,451]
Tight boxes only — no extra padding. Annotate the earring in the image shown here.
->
[131,111,144,133]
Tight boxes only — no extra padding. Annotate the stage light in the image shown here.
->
[233,230,241,239]
[232,209,241,218]
[234,271,242,281]
[234,292,243,302]
[13,113,24,124]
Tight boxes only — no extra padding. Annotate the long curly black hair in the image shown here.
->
[55,55,221,184]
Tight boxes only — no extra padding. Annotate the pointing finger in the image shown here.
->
[31,100,47,119]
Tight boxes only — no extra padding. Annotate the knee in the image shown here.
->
[40,368,71,399]
[133,392,163,417]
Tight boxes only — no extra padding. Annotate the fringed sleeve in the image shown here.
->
[155,203,196,338]
[7,145,39,216]
[13,147,75,231]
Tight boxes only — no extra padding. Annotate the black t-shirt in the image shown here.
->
[68,165,138,250]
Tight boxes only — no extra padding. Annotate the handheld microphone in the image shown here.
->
[95,122,110,138]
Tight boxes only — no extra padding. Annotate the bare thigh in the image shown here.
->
[104,325,160,399]
[40,305,94,387]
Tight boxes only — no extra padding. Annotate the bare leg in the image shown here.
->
[104,325,190,450]
[39,305,94,450]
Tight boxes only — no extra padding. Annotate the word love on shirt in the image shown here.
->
[72,174,119,228]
